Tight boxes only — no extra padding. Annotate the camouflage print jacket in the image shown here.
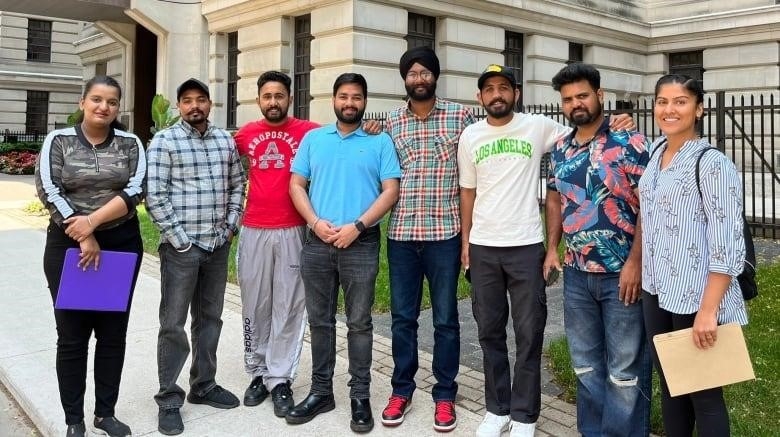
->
[35,125,146,230]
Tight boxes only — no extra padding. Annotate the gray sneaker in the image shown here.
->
[65,422,86,437]
[92,416,131,436]
[158,408,183,436]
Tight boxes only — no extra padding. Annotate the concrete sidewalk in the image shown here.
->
[0,175,579,437]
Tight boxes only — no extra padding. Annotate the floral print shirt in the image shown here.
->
[547,118,649,272]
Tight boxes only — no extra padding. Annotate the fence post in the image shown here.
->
[716,91,726,152]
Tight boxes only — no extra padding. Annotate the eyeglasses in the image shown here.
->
[406,71,434,81]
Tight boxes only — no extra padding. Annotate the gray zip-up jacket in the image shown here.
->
[35,125,146,230]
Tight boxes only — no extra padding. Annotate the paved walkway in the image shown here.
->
[0,174,580,436]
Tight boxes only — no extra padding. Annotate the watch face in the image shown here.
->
[355,220,365,232]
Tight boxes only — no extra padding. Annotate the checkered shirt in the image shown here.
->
[146,120,246,251]
[385,97,475,241]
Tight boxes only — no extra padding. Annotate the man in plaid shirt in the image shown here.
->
[146,78,245,436]
[380,47,475,433]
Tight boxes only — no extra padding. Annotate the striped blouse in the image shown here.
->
[638,137,748,324]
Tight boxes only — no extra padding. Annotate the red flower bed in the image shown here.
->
[0,151,38,175]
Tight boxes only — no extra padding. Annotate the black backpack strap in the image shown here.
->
[694,147,718,200]
[648,137,666,163]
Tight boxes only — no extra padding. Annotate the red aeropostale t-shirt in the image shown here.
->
[234,117,319,228]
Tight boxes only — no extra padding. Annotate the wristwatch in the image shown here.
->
[353,219,366,233]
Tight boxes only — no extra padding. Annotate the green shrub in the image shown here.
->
[0,142,42,153]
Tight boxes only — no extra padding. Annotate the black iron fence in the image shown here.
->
[367,90,780,238]
[0,130,48,143]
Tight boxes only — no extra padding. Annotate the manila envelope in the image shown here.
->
[653,323,755,397]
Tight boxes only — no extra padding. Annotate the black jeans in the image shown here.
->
[300,227,379,399]
[469,243,547,423]
[154,242,230,409]
[642,291,730,437]
[42,217,143,425]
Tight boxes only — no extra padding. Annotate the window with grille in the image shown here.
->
[26,91,49,134]
[669,51,704,87]
[227,32,240,129]
[294,15,313,120]
[567,42,583,64]
[406,13,435,49]
[504,31,524,107]
[27,19,52,63]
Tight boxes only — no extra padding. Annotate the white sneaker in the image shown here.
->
[509,420,536,437]
[476,412,510,437]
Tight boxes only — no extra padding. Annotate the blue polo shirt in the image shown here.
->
[291,124,401,226]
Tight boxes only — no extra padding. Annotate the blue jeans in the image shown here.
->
[301,227,379,399]
[563,267,652,437]
[387,235,461,401]
[155,242,230,409]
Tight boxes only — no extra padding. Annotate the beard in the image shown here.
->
[405,81,437,101]
[568,105,602,126]
[334,106,365,124]
[182,110,207,126]
[261,104,288,123]
[483,98,514,119]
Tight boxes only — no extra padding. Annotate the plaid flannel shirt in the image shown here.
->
[146,120,245,251]
[386,97,475,241]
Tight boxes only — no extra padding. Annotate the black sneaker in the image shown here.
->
[158,408,183,436]
[244,376,269,406]
[187,385,240,409]
[66,422,86,437]
[92,416,131,436]
[271,382,294,417]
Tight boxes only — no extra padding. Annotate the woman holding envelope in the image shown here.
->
[35,75,145,437]
[637,74,748,436]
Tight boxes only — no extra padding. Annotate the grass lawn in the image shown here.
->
[545,263,780,436]
[136,205,472,313]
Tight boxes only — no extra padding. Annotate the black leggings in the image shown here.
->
[641,291,730,437]
[42,217,143,425]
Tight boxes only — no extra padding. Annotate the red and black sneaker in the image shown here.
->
[381,395,411,426]
[433,400,457,432]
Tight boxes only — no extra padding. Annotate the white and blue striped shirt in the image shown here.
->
[639,137,748,325]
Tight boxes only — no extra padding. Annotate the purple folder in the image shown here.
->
[55,248,138,312]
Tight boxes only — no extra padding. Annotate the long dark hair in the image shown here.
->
[76,75,127,131]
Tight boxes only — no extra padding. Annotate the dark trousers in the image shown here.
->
[387,235,461,401]
[42,217,143,425]
[470,243,547,423]
[642,291,730,437]
[155,242,230,409]
[300,227,379,399]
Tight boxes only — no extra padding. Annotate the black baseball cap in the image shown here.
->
[477,64,517,90]
[176,78,210,100]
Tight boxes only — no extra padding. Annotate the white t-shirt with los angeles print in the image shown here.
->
[458,112,570,247]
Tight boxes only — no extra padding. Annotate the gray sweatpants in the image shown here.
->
[237,226,307,391]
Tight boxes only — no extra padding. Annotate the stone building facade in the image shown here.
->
[0,11,84,133]
[0,1,778,131]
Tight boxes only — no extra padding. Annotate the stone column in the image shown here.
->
[308,0,407,123]
[436,17,504,104]
[233,18,293,126]
[523,34,569,105]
